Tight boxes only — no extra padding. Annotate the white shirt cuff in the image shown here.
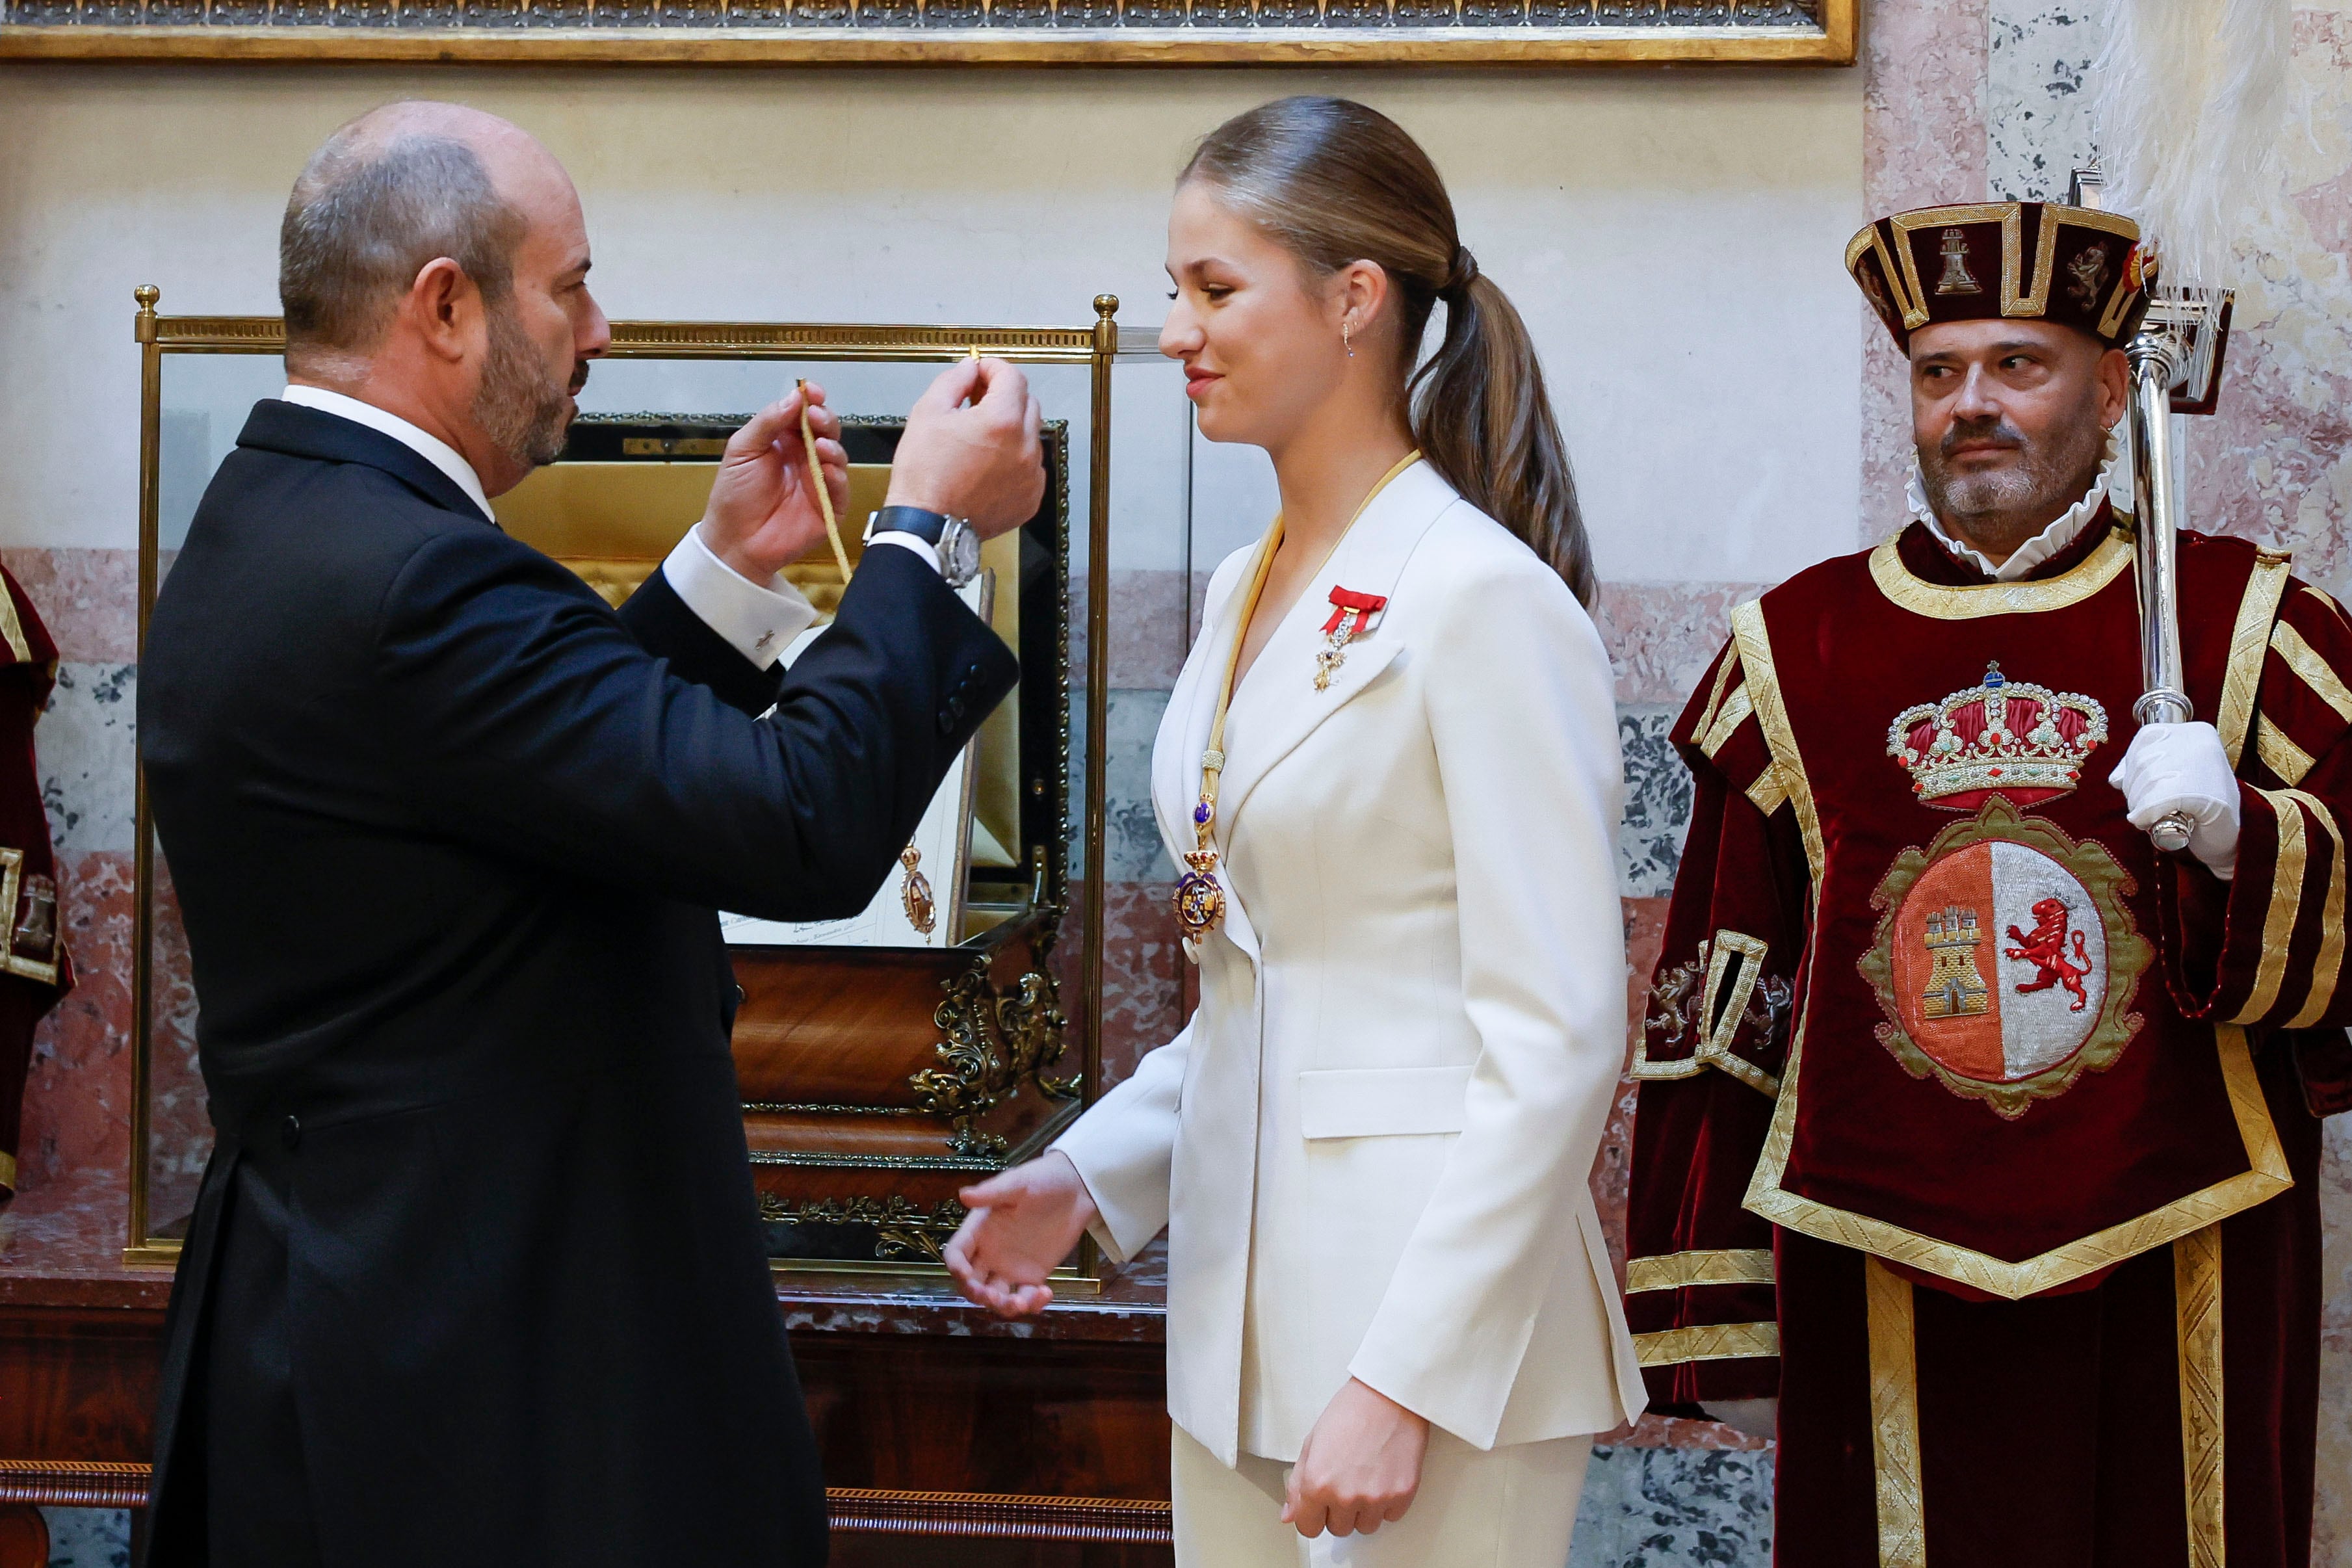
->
[661,523,821,670]
[869,532,945,575]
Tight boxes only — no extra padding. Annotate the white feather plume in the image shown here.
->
[2090,0,2295,285]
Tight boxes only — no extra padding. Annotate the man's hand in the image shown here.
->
[2108,720,2241,879]
[943,1150,1097,1318]
[886,358,1045,539]
[698,382,849,584]
[1281,1379,1430,1539]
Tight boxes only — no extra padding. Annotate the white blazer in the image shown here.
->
[1054,461,1646,1468]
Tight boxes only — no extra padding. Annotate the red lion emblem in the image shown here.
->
[2005,897,2093,1012]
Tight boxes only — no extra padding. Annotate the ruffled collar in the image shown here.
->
[1909,428,2124,583]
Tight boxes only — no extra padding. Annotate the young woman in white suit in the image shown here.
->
[945,96,1644,1565]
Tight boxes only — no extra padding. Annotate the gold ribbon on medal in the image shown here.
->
[1170,451,1421,943]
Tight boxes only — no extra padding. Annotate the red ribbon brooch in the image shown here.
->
[1315,586,1389,692]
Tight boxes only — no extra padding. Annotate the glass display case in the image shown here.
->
[128,290,1190,1279]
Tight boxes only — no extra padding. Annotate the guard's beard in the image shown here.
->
[473,300,579,473]
[1918,402,2110,558]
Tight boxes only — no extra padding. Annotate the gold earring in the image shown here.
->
[1343,320,1355,359]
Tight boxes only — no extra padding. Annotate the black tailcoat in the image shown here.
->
[136,400,1017,1567]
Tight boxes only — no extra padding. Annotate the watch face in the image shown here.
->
[947,525,982,583]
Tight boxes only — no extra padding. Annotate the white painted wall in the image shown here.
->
[0,62,1862,582]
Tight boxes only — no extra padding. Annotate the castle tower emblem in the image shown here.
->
[1919,905,1991,1019]
[1935,228,1983,295]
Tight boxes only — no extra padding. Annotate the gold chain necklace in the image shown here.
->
[1171,449,1422,942]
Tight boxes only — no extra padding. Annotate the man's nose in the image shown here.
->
[580,289,613,359]
[1953,363,2002,419]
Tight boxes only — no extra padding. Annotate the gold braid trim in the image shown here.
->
[1692,642,1743,744]
[2237,788,2310,1025]
[1866,1258,1926,1568]
[1730,601,1823,883]
[1866,529,2133,621]
[2254,716,2316,787]
[2217,553,2290,767]
[1699,685,1755,761]
[2288,792,2347,1029]
[1630,932,1781,1097]
[1744,1024,2290,1299]
[0,586,28,668]
[2271,618,2352,725]
[1625,1249,1775,1293]
[1632,1321,1779,1367]
[2175,1224,2225,1568]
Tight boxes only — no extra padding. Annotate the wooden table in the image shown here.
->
[0,1236,1174,1567]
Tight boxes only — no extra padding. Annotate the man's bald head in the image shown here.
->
[279,102,557,373]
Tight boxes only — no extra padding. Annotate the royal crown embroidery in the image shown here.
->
[1887,662,2108,811]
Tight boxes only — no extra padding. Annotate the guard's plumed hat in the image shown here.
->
[1848,201,2152,352]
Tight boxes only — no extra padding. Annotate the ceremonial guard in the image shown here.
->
[1627,200,2351,1567]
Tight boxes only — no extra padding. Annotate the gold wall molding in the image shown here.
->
[0,0,1855,63]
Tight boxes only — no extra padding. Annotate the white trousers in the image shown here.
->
[1171,1423,1591,1568]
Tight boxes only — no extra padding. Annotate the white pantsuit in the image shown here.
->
[1052,462,1645,1558]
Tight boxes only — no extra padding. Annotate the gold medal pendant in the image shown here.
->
[1169,450,1420,946]
[898,843,936,935]
[1172,800,1225,939]
[1173,850,1226,940]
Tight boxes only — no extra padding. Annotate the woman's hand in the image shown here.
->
[943,1151,1099,1318]
[1281,1378,1430,1539]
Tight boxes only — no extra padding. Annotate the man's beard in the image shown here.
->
[1918,402,2109,555]
[473,301,580,472]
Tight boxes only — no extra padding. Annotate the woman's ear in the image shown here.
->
[1337,259,1392,343]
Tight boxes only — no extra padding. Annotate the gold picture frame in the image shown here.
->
[1,0,1854,64]
[125,286,1132,1266]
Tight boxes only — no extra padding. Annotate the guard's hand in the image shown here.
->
[886,358,1045,539]
[1281,1379,1428,1539]
[944,1150,1097,1318]
[2108,720,2241,878]
[697,383,850,583]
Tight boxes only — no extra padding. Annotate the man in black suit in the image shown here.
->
[137,101,1040,1567]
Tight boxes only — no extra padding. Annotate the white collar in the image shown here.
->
[1909,429,2123,582]
[280,384,494,523]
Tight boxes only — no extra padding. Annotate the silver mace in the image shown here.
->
[2126,318,2198,854]
[2086,165,2238,855]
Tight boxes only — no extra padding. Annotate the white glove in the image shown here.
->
[2106,721,2241,880]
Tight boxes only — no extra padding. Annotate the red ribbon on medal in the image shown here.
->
[1322,586,1389,633]
[1315,587,1389,692]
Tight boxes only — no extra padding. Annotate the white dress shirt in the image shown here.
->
[1910,429,2124,582]
[280,383,939,670]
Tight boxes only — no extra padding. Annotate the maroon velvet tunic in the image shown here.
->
[1627,512,2345,1567]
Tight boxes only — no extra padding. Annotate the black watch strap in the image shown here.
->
[869,505,950,545]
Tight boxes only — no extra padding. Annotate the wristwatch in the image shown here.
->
[865,505,982,588]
